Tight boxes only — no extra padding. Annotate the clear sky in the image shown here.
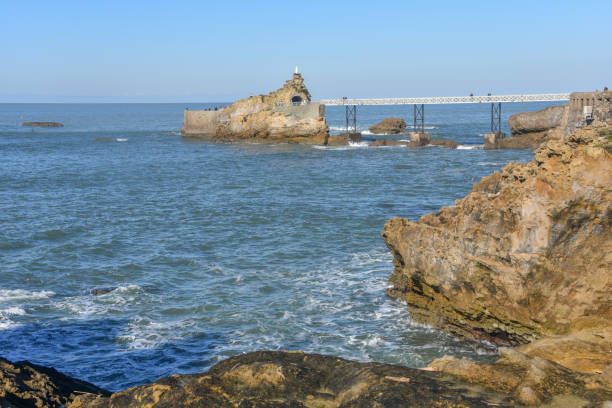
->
[1,0,610,102]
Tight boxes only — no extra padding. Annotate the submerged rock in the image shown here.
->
[90,287,117,296]
[21,122,63,127]
[0,357,109,408]
[181,73,328,144]
[429,139,459,149]
[369,118,407,134]
[383,124,611,347]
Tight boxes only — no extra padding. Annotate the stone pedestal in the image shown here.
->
[484,132,507,149]
[410,132,431,146]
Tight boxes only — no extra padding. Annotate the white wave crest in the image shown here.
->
[0,307,27,330]
[457,145,483,150]
[0,289,55,303]
[116,138,128,142]
[53,285,145,316]
[116,316,194,350]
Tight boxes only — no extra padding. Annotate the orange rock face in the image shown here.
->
[383,125,611,347]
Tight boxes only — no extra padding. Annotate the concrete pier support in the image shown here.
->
[484,132,507,149]
[410,132,431,146]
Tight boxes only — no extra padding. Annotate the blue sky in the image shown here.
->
[1,0,610,102]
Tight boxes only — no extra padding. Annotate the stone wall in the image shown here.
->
[567,90,612,134]
[182,110,221,137]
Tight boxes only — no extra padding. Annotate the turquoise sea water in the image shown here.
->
[0,102,557,391]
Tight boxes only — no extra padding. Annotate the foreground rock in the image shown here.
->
[6,350,609,407]
[383,124,611,347]
[21,122,63,127]
[0,357,108,407]
[68,351,524,407]
[181,72,328,144]
[369,118,407,134]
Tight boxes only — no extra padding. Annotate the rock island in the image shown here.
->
[181,71,329,144]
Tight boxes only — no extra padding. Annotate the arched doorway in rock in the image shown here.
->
[291,95,303,105]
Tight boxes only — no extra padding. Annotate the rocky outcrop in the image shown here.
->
[383,124,611,347]
[181,73,328,144]
[509,105,567,137]
[0,357,108,407]
[21,122,63,127]
[369,118,406,134]
[66,351,535,407]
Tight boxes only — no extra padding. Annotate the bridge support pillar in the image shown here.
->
[413,104,424,134]
[411,104,429,146]
[484,102,507,149]
[343,100,360,142]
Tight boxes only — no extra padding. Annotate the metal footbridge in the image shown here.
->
[319,93,570,106]
[319,93,570,135]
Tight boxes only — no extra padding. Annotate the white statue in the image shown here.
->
[295,66,299,74]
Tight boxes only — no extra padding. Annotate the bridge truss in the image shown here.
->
[325,93,570,136]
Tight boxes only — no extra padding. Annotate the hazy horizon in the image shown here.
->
[2,0,610,103]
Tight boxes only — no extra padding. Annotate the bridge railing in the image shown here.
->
[319,93,570,106]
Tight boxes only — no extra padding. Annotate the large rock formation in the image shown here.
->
[369,118,407,134]
[383,124,611,347]
[181,73,328,144]
[509,105,567,137]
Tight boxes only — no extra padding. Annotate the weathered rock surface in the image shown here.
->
[69,351,522,407]
[509,105,567,137]
[0,357,108,408]
[369,118,407,134]
[383,124,611,347]
[428,347,612,406]
[181,73,328,144]
[21,122,63,127]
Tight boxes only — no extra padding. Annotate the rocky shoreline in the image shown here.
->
[3,124,611,406]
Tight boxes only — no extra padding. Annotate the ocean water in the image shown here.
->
[0,102,557,391]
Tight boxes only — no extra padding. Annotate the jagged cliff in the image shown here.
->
[383,124,611,347]
[181,73,328,144]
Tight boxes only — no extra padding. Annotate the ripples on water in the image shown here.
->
[0,103,546,390]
